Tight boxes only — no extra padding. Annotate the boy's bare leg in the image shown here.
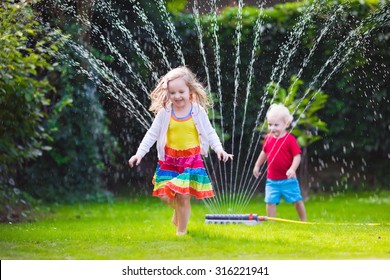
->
[266,203,276,218]
[294,200,307,221]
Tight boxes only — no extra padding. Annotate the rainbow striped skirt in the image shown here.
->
[152,145,214,199]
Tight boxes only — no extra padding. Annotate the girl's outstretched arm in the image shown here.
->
[128,154,143,168]
[217,150,234,162]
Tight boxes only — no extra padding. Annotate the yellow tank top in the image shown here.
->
[166,115,200,150]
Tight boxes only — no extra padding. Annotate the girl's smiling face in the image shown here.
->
[267,113,289,138]
[167,77,191,110]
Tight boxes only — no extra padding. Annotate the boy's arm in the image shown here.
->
[253,151,267,178]
[286,154,301,178]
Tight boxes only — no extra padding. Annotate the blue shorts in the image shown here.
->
[264,178,303,204]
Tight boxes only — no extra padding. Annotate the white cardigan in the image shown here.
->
[135,103,223,160]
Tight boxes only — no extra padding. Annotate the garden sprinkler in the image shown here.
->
[205,213,266,225]
[205,214,311,225]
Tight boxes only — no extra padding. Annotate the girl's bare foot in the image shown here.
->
[172,210,178,227]
[176,231,187,236]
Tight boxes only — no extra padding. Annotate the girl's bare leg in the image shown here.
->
[175,194,191,235]
[294,200,307,221]
[172,210,178,226]
[159,196,177,226]
[160,195,174,207]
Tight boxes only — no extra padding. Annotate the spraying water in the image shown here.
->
[50,0,389,214]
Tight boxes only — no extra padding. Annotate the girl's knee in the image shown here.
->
[160,195,175,207]
[176,194,191,205]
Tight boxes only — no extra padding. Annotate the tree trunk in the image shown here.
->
[76,0,95,47]
[74,0,96,76]
[299,146,310,200]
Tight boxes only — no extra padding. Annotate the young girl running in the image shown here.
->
[128,66,233,236]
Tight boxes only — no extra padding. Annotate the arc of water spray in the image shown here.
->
[295,6,390,120]
[242,0,320,180]
[236,3,343,209]
[54,0,389,214]
[192,1,214,120]
[267,0,321,103]
[128,0,172,71]
[285,4,344,101]
[195,0,248,214]
[233,0,266,212]
[62,42,152,129]
[239,42,366,212]
[201,0,319,212]
[236,0,356,212]
[54,0,159,84]
[211,0,225,147]
[95,0,159,82]
[236,4,390,213]
[91,24,150,96]
[228,0,244,211]
[192,0,224,214]
[208,0,229,213]
[232,0,321,212]
[52,0,153,125]
[203,0,242,212]
[156,0,186,66]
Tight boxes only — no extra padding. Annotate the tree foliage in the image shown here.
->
[1,0,118,222]
[0,0,69,221]
[20,84,118,203]
[0,0,67,167]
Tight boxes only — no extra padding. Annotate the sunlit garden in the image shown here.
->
[0,192,389,259]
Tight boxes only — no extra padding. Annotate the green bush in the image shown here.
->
[0,0,65,168]
[1,1,120,222]
[0,0,69,222]
[20,83,118,203]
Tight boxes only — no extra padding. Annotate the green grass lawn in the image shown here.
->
[0,192,389,260]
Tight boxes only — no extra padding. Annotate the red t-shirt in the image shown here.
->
[262,133,301,180]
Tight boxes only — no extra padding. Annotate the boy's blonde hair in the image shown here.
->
[149,66,211,115]
[266,103,294,125]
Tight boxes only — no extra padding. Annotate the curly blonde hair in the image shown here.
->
[266,103,294,125]
[149,66,211,115]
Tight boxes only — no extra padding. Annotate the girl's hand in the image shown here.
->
[128,155,142,168]
[217,150,234,162]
